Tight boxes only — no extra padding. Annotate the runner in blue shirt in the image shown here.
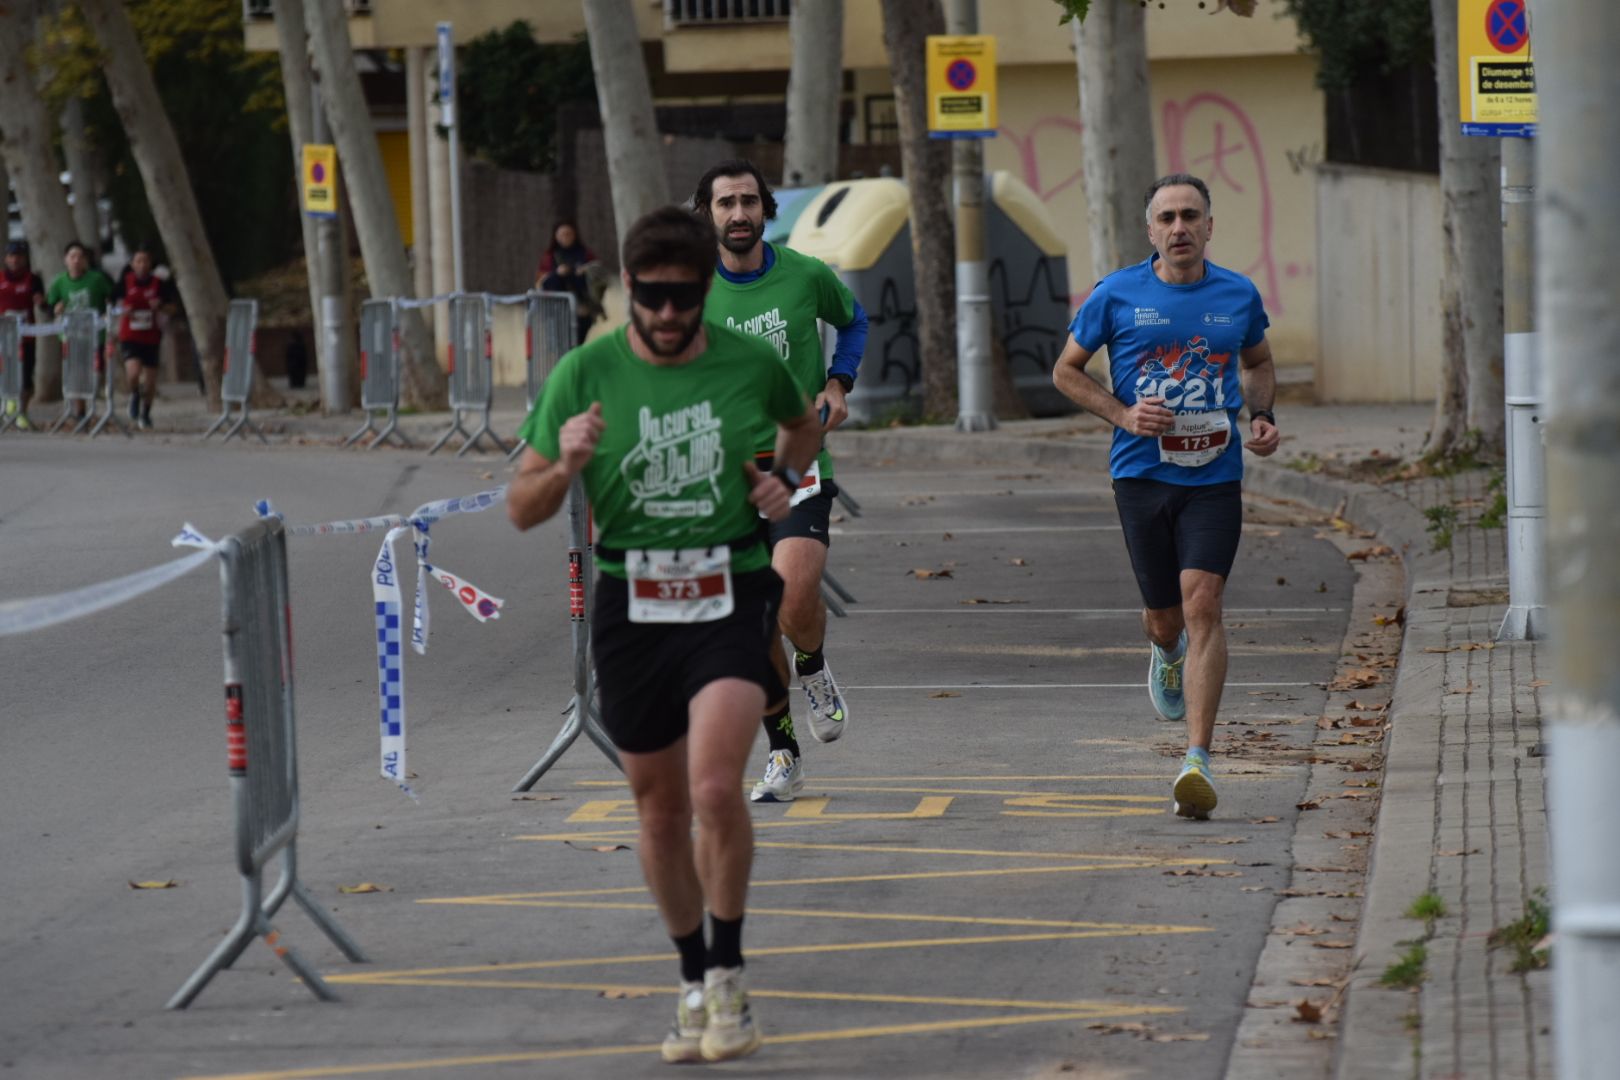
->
[1053,173,1280,820]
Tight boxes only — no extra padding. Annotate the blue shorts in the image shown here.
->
[1111,478,1243,610]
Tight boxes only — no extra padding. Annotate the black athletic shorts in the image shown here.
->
[120,341,160,368]
[591,566,785,754]
[20,339,35,392]
[755,454,837,549]
[1112,477,1244,611]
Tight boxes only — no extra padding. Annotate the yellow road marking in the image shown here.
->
[784,795,954,820]
[932,643,1334,658]
[572,772,1280,786]
[327,926,1211,984]
[180,1006,1173,1080]
[522,835,1232,866]
[416,897,1192,933]
[1002,793,1165,818]
[340,975,1184,1015]
[566,799,637,823]
[419,856,1219,906]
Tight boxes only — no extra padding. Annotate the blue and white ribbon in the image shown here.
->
[372,527,414,798]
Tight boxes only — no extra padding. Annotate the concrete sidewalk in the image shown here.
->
[10,385,1551,1079]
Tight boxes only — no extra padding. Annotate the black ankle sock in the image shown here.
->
[762,704,799,756]
[706,914,744,971]
[672,923,706,983]
[793,645,825,677]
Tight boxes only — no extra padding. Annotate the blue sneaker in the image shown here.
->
[1149,631,1187,722]
[1173,754,1218,819]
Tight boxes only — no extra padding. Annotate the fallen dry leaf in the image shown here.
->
[1348,716,1383,727]
[1296,799,1323,811]
[1328,669,1383,691]
[1313,940,1354,949]
[1164,868,1244,878]
[1425,646,1456,654]
[1436,848,1481,857]
[1529,679,1550,689]
[1346,545,1393,561]
[1010,557,1028,567]
[1449,682,1477,695]
[1308,1029,1338,1040]
[564,841,631,853]
[1241,885,1267,892]
[959,598,1027,605]
[942,532,954,541]
[128,880,179,890]
[1294,1000,1325,1023]
[1324,830,1373,839]
[337,883,391,894]
[1277,888,1358,898]
[1197,837,1247,845]
[1296,865,1354,874]
[1152,1033,1212,1043]
[511,794,561,802]
[910,567,954,579]
[1290,978,1345,988]
[1345,700,1387,712]
[598,988,652,1000]
[1250,816,1281,824]
[1277,923,1329,937]
[1371,615,1398,627]
[929,691,961,699]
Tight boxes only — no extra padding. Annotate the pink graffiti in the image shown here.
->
[1000,91,1286,316]
[1163,92,1282,313]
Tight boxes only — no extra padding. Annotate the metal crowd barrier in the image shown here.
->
[0,314,21,434]
[429,293,508,456]
[201,299,267,444]
[345,299,413,450]
[820,480,863,616]
[48,310,101,434]
[513,477,622,790]
[84,304,133,440]
[168,518,366,1009]
[507,291,577,461]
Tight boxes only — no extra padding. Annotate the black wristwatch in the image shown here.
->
[1250,408,1276,426]
[826,371,854,394]
[770,466,802,494]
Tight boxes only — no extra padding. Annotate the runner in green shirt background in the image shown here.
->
[510,206,818,1065]
[45,240,116,316]
[694,158,869,804]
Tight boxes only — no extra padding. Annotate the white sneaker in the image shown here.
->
[700,966,762,1062]
[660,980,706,1064]
[798,659,848,744]
[749,749,804,803]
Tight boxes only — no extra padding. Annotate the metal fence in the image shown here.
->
[48,310,100,434]
[429,293,508,456]
[202,299,267,444]
[168,518,365,1009]
[506,291,577,461]
[345,299,413,449]
[0,315,21,435]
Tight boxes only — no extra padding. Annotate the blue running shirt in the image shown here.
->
[1069,256,1269,485]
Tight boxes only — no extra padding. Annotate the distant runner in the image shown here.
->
[0,240,46,429]
[116,245,177,430]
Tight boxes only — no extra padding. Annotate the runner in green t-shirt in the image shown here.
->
[510,207,818,1065]
[694,159,869,804]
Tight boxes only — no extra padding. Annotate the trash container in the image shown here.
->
[786,173,1073,424]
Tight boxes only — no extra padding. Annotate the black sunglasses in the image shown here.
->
[630,277,707,313]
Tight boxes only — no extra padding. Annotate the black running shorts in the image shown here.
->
[591,567,785,754]
[755,454,836,549]
[120,341,160,368]
[1111,478,1244,611]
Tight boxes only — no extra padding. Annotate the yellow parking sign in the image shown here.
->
[302,144,338,218]
[927,35,997,138]
[1457,0,1536,137]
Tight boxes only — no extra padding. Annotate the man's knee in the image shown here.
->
[1181,576,1226,634]
[689,770,744,823]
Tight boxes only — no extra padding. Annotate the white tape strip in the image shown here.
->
[395,292,458,310]
[0,549,214,637]
[372,527,415,799]
[487,292,531,306]
[423,562,504,622]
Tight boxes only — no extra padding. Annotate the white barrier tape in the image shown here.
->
[372,528,416,800]
[423,562,504,622]
[410,524,431,655]
[172,523,220,551]
[487,292,531,306]
[20,321,68,337]
[0,548,214,638]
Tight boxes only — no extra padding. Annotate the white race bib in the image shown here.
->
[129,309,154,331]
[758,460,822,518]
[627,545,734,624]
[1158,411,1231,468]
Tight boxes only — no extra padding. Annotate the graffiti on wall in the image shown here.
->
[999,91,1312,316]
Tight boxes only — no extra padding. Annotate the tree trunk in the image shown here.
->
[0,0,78,402]
[1429,0,1503,459]
[271,0,327,391]
[880,0,957,419]
[303,0,445,408]
[79,0,277,409]
[582,0,670,252]
[784,0,844,186]
[59,98,103,256]
[1074,0,1157,278]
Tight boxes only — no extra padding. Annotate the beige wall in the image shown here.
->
[1314,165,1442,403]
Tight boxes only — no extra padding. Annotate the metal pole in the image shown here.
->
[946,0,995,433]
[310,76,350,416]
[1497,135,1543,640]
[1539,3,1620,1077]
[405,47,434,317]
[438,22,464,294]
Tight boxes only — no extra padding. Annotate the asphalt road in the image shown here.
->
[0,438,1354,1079]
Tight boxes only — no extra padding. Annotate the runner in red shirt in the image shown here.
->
[117,245,177,430]
[1,240,47,429]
